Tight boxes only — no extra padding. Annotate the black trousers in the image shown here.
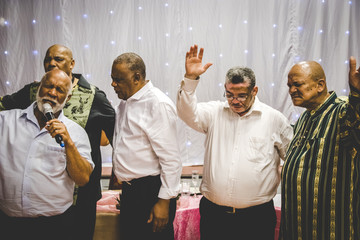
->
[119,175,177,240]
[0,207,74,240]
[70,196,97,240]
[200,197,276,240]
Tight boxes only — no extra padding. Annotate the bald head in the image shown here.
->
[290,61,326,83]
[43,44,75,78]
[287,60,329,110]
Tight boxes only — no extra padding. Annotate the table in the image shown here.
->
[94,191,281,240]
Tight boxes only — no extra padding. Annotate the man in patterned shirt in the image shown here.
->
[280,57,360,239]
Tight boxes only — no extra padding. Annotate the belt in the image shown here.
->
[204,197,274,215]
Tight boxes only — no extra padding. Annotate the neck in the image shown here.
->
[306,92,331,111]
[34,107,47,129]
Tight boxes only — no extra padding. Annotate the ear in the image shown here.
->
[70,59,75,71]
[252,86,258,96]
[66,94,72,103]
[133,72,141,83]
[316,79,326,93]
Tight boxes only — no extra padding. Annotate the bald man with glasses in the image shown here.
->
[177,45,293,240]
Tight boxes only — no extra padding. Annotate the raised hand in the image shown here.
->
[185,44,212,80]
[349,56,360,91]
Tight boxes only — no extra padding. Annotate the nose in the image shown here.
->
[289,86,296,94]
[48,88,57,97]
[49,58,57,66]
[111,80,116,87]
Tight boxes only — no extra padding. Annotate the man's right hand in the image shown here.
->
[185,44,212,80]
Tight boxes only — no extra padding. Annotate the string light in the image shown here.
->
[83,14,88,19]
[345,30,350,35]
[84,44,89,48]
[243,20,248,24]
[319,29,323,34]
[4,50,8,55]
[218,24,222,28]
[32,19,36,24]
[138,6,142,10]
[188,26,193,31]
[186,141,192,147]
[138,36,142,40]
[110,10,114,14]
[165,3,169,7]
[111,40,116,45]
[273,24,277,28]
[55,15,61,20]
[272,53,276,58]
[6,81,10,85]
[32,50,38,55]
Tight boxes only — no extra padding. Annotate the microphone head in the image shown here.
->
[43,103,53,114]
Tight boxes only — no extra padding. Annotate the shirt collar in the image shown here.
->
[21,102,66,127]
[128,80,153,101]
[308,91,337,117]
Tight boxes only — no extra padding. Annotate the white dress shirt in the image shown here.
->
[112,81,182,199]
[177,78,293,208]
[0,102,93,217]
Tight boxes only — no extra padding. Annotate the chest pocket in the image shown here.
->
[40,145,67,173]
[248,136,268,162]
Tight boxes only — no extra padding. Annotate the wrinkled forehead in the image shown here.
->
[46,46,72,59]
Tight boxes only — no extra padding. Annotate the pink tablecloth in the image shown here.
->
[174,196,202,240]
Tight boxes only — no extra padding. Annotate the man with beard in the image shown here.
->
[280,57,360,239]
[176,45,293,240]
[0,44,115,239]
[0,69,94,240]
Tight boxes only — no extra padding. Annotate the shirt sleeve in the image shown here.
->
[145,102,182,199]
[92,88,116,144]
[176,77,215,133]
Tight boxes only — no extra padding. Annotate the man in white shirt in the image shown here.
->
[177,45,293,240]
[0,69,93,240]
[111,52,182,240]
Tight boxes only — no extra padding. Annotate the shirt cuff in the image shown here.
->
[181,77,200,93]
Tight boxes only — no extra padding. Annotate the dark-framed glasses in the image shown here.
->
[224,92,250,102]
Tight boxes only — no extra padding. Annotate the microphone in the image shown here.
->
[43,103,65,147]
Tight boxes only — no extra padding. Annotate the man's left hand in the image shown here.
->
[349,56,360,91]
[147,198,170,232]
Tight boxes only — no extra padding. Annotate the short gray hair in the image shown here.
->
[225,67,256,89]
[113,52,146,79]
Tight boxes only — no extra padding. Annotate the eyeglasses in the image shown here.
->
[224,92,251,102]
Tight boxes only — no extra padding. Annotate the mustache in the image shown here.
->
[41,97,58,105]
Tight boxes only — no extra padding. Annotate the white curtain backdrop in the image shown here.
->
[1,0,359,166]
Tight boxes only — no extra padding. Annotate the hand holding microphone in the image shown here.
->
[43,103,65,147]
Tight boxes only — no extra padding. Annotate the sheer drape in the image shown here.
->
[1,0,359,165]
